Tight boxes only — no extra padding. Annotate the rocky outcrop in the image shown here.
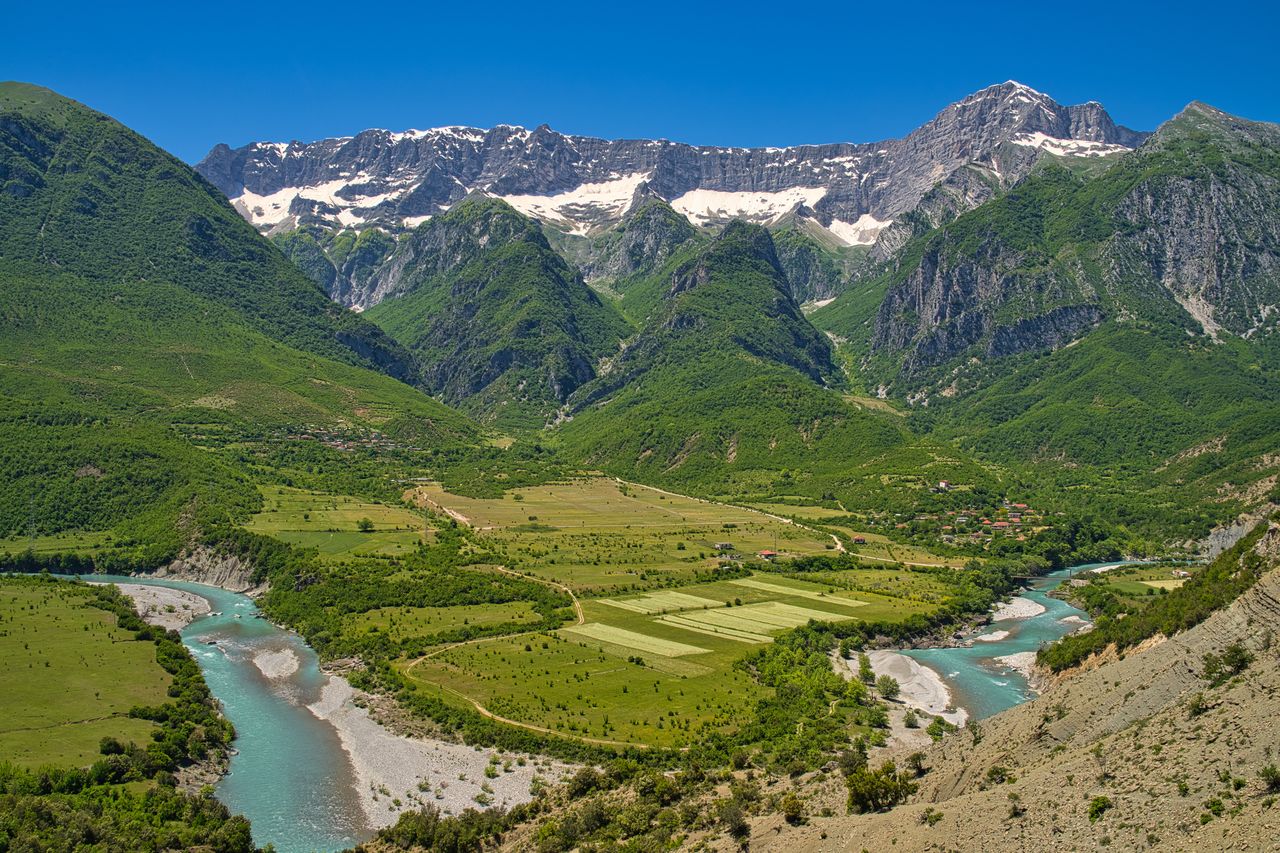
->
[864,102,1280,390]
[152,546,265,595]
[581,198,697,283]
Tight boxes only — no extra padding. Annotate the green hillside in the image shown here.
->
[559,222,989,505]
[810,103,1280,538]
[0,82,411,376]
[364,197,631,430]
[0,83,479,560]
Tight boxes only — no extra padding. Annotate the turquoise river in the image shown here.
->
[903,562,1130,719]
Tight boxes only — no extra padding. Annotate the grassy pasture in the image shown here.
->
[246,485,431,559]
[0,530,116,557]
[410,478,834,592]
[1097,565,1195,599]
[345,602,542,641]
[825,524,965,567]
[746,502,851,520]
[0,578,170,768]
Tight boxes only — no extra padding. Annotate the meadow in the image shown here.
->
[245,485,432,560]
[409,478,836,593]
[0,578,170,767]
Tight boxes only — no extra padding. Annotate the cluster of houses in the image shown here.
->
[887,500,1046,545]
[274,426,405,453]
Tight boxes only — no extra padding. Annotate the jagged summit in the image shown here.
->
[196,82,1146,247]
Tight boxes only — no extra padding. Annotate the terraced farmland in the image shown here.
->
[403,570,913,747]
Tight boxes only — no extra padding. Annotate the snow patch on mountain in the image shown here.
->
[827,213,892,246]
[499,172,651,236]
[1012,132,1131,158]
[672,187,828,227]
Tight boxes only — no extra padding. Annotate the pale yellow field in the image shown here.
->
[409,477,835,592]
[560,623,709,657]
[1141,579,1186,590]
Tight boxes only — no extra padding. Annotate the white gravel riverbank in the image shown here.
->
[91,582,211,630]
[306,676,573,828]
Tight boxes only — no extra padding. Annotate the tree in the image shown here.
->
[357,517,374,532]
[858,653,875,684]
[876,674,900,700]
[781,792,804,825]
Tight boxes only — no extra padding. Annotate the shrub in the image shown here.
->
[1088,796,1113,823]
[846,761,918,814]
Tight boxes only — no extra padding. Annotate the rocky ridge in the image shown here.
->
[196,82,1143,249]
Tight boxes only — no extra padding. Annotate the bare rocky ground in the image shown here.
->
[733,524,1280,852]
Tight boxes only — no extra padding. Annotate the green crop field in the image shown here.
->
[245,485,432,560]
[402,569,929,747]
[410,477,836,592]
[1095,565,1196,600]
[0,578,170,768]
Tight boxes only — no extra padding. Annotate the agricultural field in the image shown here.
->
[245,485,432,560]
[1094,564,1195,600]
[403,570,937,748]
[344,602,543,641]
[409,478,836,593]
[826,524,966,567]
[0,530,116,558]
[0,577,170,768]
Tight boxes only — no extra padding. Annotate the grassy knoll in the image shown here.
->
[410,478,835,593]
[245,485,432,560]
[0,578,170,768]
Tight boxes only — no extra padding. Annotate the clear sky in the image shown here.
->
[6,0,1277,163]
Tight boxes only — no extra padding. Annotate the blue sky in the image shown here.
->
[6,0,1277,162]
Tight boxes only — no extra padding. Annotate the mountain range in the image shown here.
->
[195,81,1145,309]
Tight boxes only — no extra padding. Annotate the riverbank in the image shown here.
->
[306,676,572,829]
[89,581,211,630]
[866,650,968,726]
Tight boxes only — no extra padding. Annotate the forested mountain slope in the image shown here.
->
[0,83,479,558]
[363,197,630,429]
[558,222,987,502]
[809,103,1280,537]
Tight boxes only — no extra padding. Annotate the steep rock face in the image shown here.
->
[1103,104,1280,338]
[362,197,629,428]
[196,82,1143,249]
[771,221,858,303]
[856,103,1280,389]
[272,226,397,309]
